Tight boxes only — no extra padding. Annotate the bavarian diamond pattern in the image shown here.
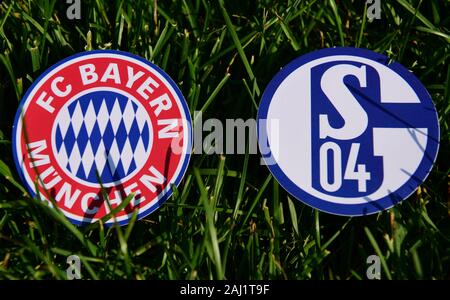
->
[54,91,151,184]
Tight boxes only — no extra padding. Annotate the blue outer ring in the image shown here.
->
[257,47,440,216]
[12,50,193,226]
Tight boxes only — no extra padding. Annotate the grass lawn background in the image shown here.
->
[0,0,449,279]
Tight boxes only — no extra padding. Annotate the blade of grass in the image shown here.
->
[219,0,260,96]
[241,174,272,230]
[364,226,392,280]
[328,0,345,46]
[193,167,223,279]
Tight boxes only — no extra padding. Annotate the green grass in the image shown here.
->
[0,0,449,279]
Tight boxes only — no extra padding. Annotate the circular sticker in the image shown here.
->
[257,47,440,216]
[13,50,192,226]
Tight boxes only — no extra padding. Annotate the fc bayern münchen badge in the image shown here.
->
[12,50,192,226]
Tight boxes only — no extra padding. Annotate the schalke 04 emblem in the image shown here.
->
[257,47,439,216]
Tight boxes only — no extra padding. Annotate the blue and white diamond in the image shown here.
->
[52,88,153,187]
